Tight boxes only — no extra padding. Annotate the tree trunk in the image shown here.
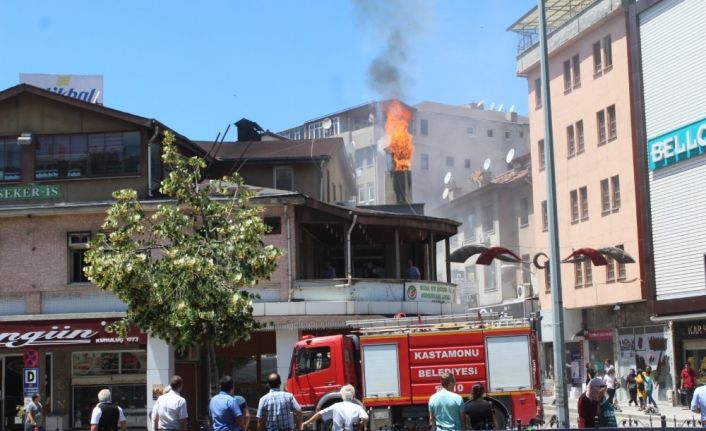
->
[207,340,219,396]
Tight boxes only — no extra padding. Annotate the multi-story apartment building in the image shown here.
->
[279,101,530,214]
[510,0,672,400]
[628,0,706,395]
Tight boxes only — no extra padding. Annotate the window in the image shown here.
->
[487,129,494,138]
[597,110,607,146]
[535,78,542,108]
[365,147,374,166]
[465,159,471,169]
[273,166,294,190]
[421,153,429,170]
[576,120,585,153]
[484,263,497,292]
[504,131,511,140]
[519,197,529,227]
[263,217,281,235]
[583,261,593,286]
[354,149,364,168]
[601,179,611,214]
[563,60,572,93]
[36,132,140,179]
[446,156,455,167]
[420,119,429,136]
[607,105,617,141]
[68,232,90,283]
[367,182,374,202]
[519,131,524,138]
[0,137,21,181]
[570,190,579,223]
[606,253,616,283]
[603,35,613,69]
[572,54,581,87]
[544,267,551,293]
[579,186,588,221]
[522,254,531,285]
[611,175,621,210]
[467,127,475,135]
[541,200,548,232]
[593,41,602,75]
[574,262,583,288]
[567,124,576,158]
[295,347,331,375]
[358,187,365,203]
[481,204,494,232]
[538,139,545,171]
[616,244,626,281]
[605,245,626,283]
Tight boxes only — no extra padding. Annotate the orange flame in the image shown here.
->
[385,99,413,171]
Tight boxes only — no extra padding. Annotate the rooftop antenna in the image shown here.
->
[505,148,516,164]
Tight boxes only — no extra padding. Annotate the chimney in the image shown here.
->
[385,171,412,204]
[235,118,264,141]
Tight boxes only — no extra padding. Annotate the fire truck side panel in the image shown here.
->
[359,334,411,407]
[510,391,540,425]
[407,329,484,347]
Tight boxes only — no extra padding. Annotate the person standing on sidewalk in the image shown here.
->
[644,366,658,410]
[428,372,465,431]
[25,394,44,431]
[635,369,647,410]
[626,369,638,407]
[301,385,368,431]
[681,363,697,407]
[578,378,602,428]
[690,382,706,423]
[257,373,302,431]
[209,376,245,431]
[603,368,617,406]
[154,376,188,431]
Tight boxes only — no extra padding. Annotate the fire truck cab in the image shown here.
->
[287,314,542,430]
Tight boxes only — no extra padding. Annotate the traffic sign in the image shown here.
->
[23,368,38,396]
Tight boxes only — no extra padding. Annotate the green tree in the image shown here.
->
[85,131,282,391]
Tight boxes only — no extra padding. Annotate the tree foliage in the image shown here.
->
[85,131,283,352]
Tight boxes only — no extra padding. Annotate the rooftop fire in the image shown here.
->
[385,99,413,171]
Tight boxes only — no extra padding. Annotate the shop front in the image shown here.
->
[0,319,147,431]
[675,321,706,388]
[617,325,671,402]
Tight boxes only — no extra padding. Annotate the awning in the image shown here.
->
[650,312,706,323]
[255,314,387,331]
[449,244,522,264]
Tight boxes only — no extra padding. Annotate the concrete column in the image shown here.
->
[276,328,300,383]
[146,334,174,430]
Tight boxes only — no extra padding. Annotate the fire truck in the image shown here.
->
[286,313,542,430]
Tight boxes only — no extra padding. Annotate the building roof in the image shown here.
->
[0,84,207,158]
[507,0,600,33]
[414,101,529,124]
[194,138,344,162]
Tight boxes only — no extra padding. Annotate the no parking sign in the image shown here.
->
[23,368,38,396]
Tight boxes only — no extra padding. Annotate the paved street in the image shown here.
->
[542,396,703,428]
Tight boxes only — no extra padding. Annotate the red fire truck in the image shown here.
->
[287,313,542,429]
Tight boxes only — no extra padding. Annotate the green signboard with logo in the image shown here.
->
[405,282,455,303]
[0,184,60,201]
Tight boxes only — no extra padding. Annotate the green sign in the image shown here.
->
[405,282,455,303]
[0,184,60,201]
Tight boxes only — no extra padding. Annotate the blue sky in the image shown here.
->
[0,0,535,140]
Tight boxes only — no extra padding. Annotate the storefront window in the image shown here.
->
[73,384,146,429]
[232,356,257,384]
[72,351,146,376]
[260,353,278,382]
[618,325,671,401]
[685,340,706,386]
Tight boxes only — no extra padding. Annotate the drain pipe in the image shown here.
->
[147,122,160,197]
[345,213,358,286]
[284,205,293,302]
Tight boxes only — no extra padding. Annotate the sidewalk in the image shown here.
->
[542,396,703,427]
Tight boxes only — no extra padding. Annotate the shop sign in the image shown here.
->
[686,323,706,336]
[405,282,454,303]
[586,328,614,340]
[23,368,38,396]
[0,184,60,201]
[647,116,706,170]
[20,73,104,104]
[0,320,146,349]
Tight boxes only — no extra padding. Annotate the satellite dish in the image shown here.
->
[321,118,332,130]
[442,188,450,200]
[443,171,453,185]
[497,104,504,112]
[483,158,492,171]
[488,102,495,111]
[508,105,516,113]
[478,99,484,109]
[506,148,516,164]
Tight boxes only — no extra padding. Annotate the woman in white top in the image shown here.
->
[603,368,618,406]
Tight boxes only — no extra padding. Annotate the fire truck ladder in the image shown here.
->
[347,313,530,335]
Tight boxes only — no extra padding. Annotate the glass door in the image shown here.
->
[2,356,24,431]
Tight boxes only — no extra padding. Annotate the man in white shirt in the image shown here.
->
[90,389,127,431]
[154,376,188,431]
[302,385,368,431]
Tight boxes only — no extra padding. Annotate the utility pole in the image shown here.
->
[537,0,570,427]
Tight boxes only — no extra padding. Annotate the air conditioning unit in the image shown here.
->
[68,232,91,249]
[517,283,533,299]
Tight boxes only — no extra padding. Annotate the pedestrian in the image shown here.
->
[690,381,706,423]
[463,384,494,430]
[428,372,465,431]
[635,369,646,410]
[626,369,638,407]
[89,389,127,431]
[209,376,246,431]
[150,386,171,424]
[584,362,596,386]
[25,394,44,431]
[406,260,421,280]
[597,384,617,428]
[577,378,602,428]
[257,372,303,431]
[154,375,188,431]
[603,368,617,405]
[301,385,368,431]
[681,363,697,407]
[644,366,658,410]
